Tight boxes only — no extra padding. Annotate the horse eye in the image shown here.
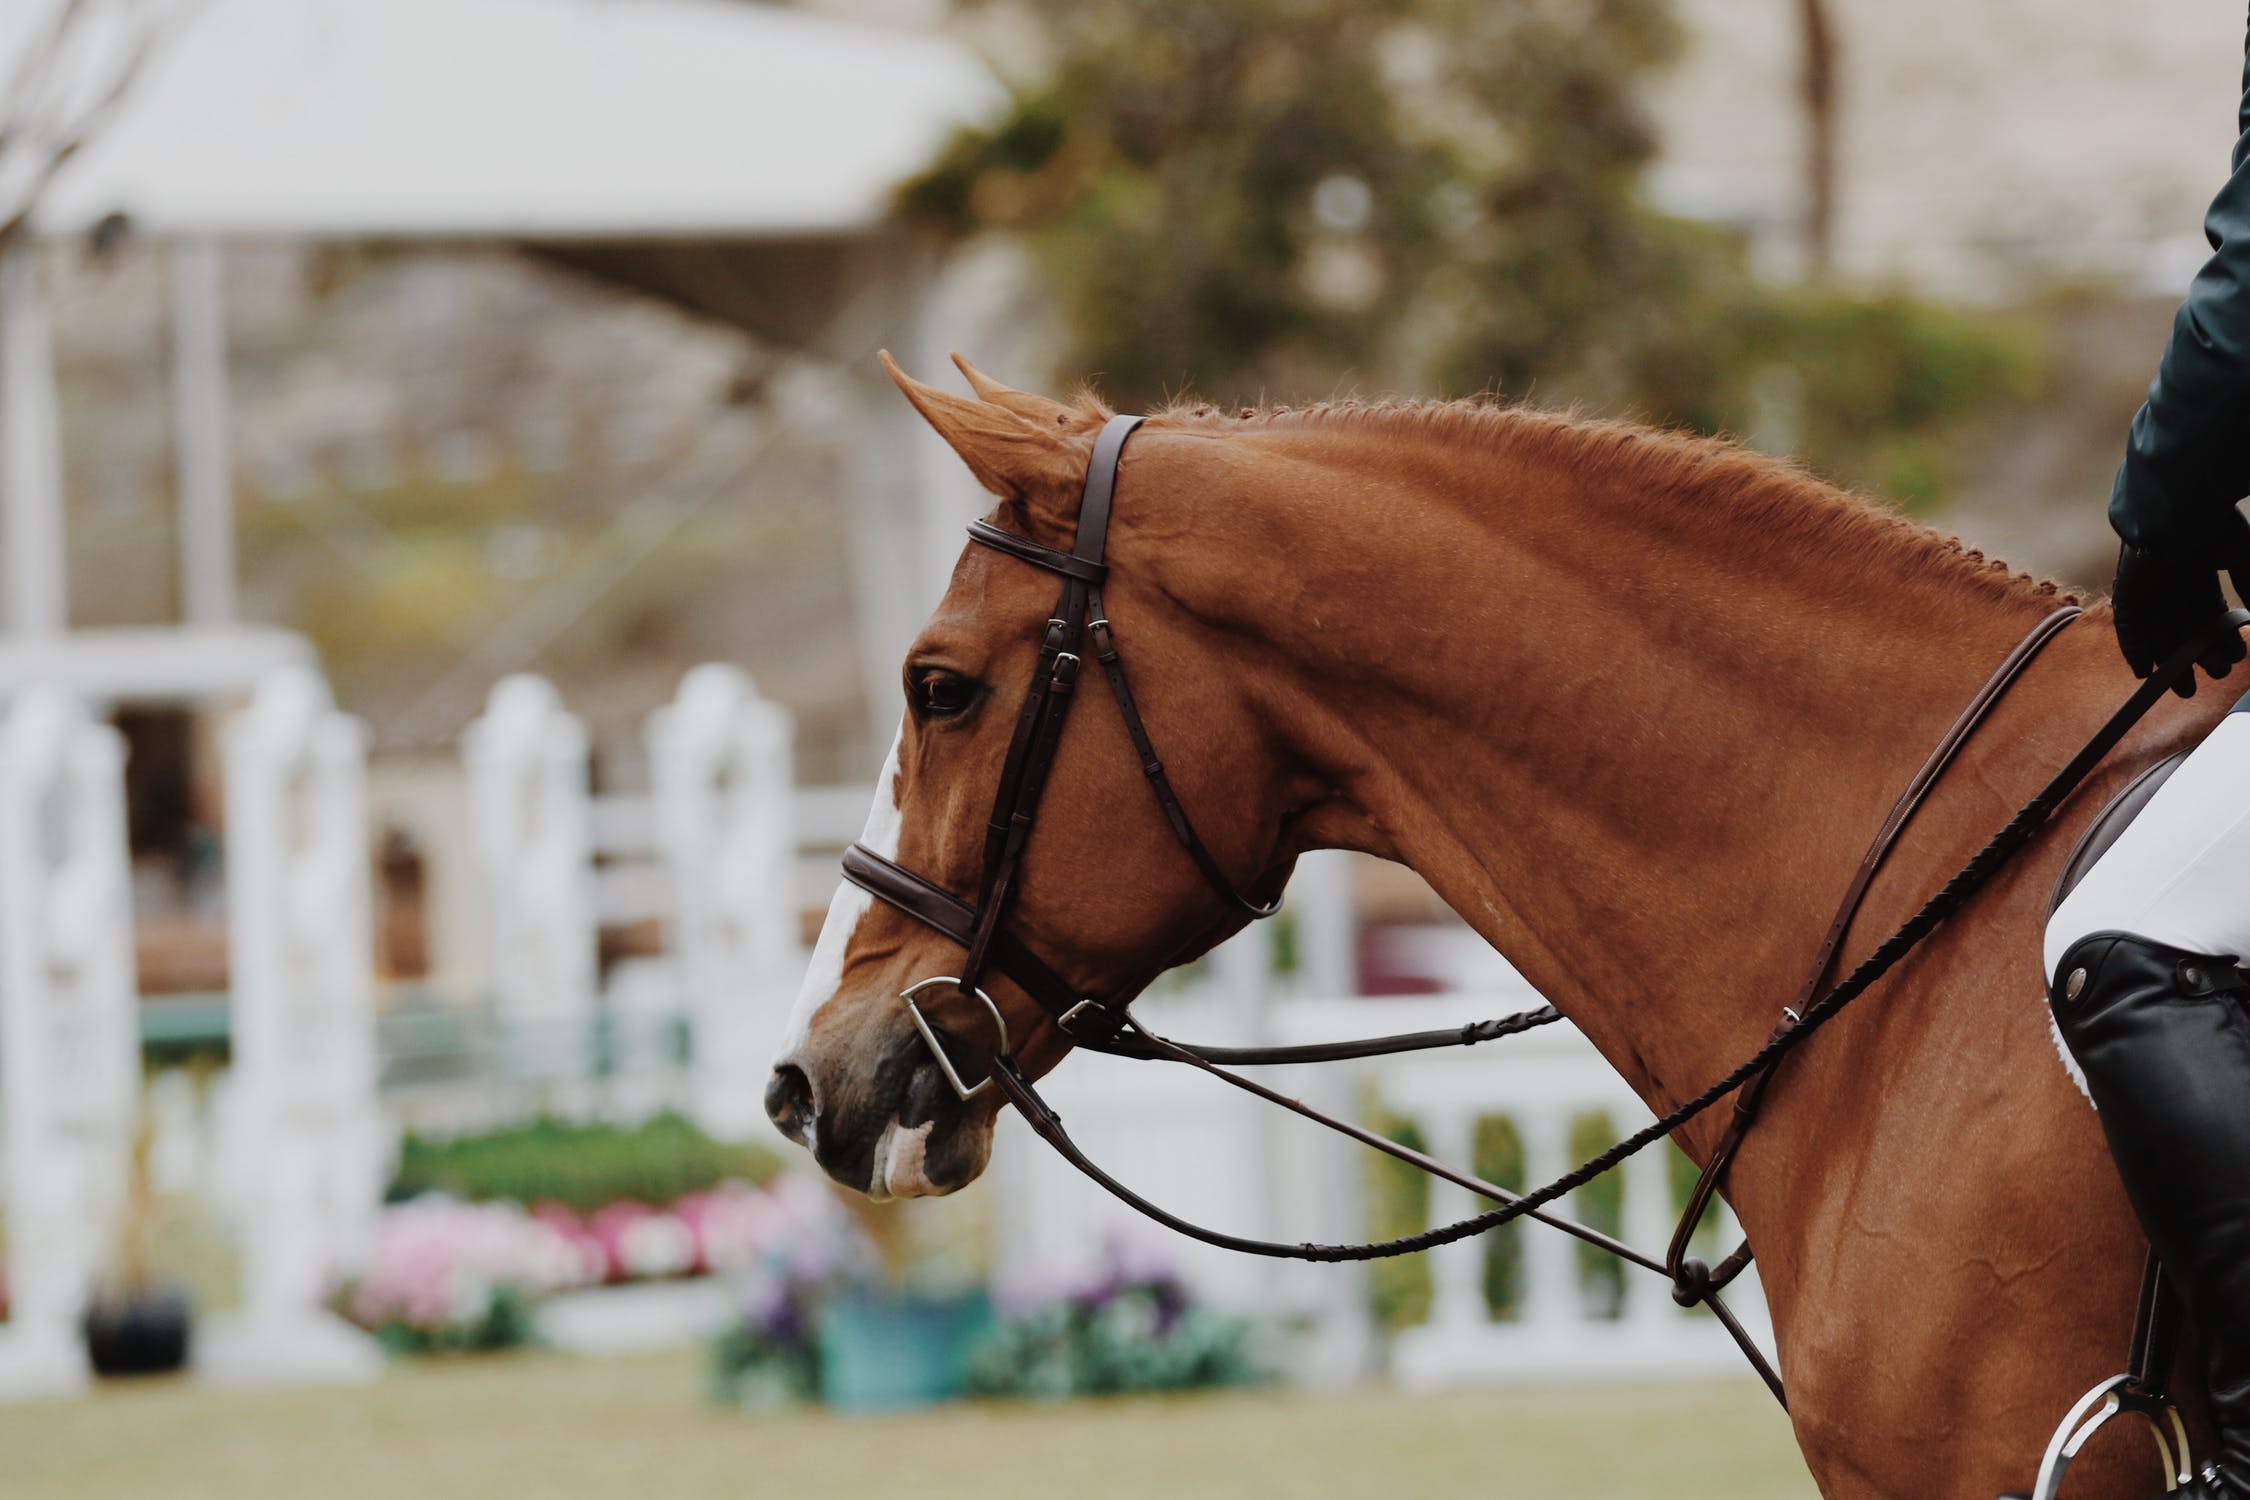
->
[911,670,980,721]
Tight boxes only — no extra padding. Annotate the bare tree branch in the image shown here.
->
[0,0,95,158]
[0,0,183,249]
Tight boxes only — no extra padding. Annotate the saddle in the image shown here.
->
[2049,752,2188,911]
[2006,751,2199,1500]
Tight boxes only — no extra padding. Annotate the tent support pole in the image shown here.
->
[172,238,236,627]
[0,244,66,639]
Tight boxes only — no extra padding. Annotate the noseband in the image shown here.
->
[833,402,2250,1414]
[842,414,1279,1094]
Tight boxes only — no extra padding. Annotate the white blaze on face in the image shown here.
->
[779,723,905,1059]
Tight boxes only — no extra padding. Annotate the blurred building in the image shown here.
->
[2,0,1021,993]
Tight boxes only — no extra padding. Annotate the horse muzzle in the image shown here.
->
[765,1013,998,1200]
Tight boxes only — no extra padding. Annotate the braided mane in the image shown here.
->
[1114,392,2076,610]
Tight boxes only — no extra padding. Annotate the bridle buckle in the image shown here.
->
[1057,996,1124,1043]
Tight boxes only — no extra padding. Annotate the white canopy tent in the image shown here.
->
[22,0,1000,240]
[0,0,1003,726]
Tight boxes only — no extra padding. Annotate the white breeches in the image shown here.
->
[2046,701,2250,984]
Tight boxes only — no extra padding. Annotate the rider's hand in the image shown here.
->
[2111,511,2250,697]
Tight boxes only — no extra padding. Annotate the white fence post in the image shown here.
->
[1287,849,1357,1000]
[463,675,598,1106]
[200,667,385,1385]
[1515,1108,1577,1330]
[648,664,798,1142]
[0,688,138,1398]
[1621,1130,1679,1333]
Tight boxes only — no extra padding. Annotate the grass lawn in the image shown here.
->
[0,1350,1815,1500]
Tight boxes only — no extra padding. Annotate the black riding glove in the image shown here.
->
[2111,512,2250,697]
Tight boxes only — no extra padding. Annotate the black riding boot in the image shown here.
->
[2051,931,2250,1500]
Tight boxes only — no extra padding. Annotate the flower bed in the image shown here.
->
[708,1180,874,1406]
[966,1248,1273,1400]
[338,1176,843,1354]
[711,1237,1275,1410]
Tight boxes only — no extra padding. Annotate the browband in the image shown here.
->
[965,521,1107,582]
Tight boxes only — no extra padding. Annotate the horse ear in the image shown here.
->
[950,353,1080,431]
[881,351,1084,505]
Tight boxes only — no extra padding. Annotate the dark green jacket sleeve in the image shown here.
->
[2110,12,2250,555]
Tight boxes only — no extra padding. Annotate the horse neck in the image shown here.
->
[1126,415,2083,1141]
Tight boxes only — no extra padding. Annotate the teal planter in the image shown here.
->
[816,1288,991,1412]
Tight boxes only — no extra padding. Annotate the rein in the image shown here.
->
[843,412,2247,1411]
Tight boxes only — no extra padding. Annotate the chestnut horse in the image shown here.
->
[769,355,2218,1498]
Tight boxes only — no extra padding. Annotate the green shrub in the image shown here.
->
[1364,1106,1431,1329]
[389,1112,780,1213]
[1569,1110,1625,1318]
[1476,1116,1525,1318]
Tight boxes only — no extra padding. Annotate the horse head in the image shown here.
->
[766,356,1298,1198]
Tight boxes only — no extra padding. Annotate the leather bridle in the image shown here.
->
[843,414,1278,1086]
[838,408,2249,1412]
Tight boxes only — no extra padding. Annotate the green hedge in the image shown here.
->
[390,1112,781,1213]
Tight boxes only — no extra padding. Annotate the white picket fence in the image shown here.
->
[989,923,1775,1392]
[0,688,136,1398]
[0,662,800,1393]
[0,664,1772,1397]
[1367,1013,1770,1390]
[200,668,386,1385]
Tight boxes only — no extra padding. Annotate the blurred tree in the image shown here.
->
[900,0,2037,505]
[1797,0,1839,277]
[0,0,174,245]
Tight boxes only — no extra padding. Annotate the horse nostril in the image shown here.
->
[765,1063,815,1146]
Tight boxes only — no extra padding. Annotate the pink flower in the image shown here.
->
[677,1183,765,1273]
[344,1196,583,1333]
[618,1212,696,1280]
